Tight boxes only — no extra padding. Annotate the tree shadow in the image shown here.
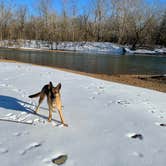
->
[0,95,61,124]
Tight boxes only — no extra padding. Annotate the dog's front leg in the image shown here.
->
[35,103,41,113]
[48,106,52,122]
[57,107,68,127]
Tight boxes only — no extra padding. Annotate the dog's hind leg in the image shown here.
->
[35,93,45,113]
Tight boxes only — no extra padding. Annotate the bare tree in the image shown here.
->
[16,5,27,40]
[90,0,107,41]
[0,1,12,40]
[0,0,165,47]
[157,11,166,46]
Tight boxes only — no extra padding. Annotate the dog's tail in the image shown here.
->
[29,92,41,98]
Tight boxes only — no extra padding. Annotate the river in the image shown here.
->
[0,48,165,75]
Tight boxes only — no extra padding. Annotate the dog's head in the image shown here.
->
[53,82,61,94]
[48,82,61,102]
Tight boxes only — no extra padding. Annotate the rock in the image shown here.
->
[52,154,68,165]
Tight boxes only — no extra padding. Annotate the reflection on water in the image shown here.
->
[0,48,166,75]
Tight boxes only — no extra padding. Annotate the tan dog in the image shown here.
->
[29,82,68,127]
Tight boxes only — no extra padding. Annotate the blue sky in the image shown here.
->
[5,0,166,15]
[9,0,92,16]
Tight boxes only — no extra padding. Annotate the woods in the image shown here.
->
[0,0,165,49]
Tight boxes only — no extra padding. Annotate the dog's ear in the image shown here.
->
[56,83,61,91]
[48,81,53,89]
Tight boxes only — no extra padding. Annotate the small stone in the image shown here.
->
[52,154,68,165]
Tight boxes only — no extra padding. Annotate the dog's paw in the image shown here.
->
[57,123,68,128]
[62,123,68,127]
[48,118,52,122]
[33,111,37,114]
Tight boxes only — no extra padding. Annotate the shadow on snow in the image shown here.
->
[0,95,61,124]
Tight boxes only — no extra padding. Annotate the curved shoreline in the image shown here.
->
[0,59,165,93]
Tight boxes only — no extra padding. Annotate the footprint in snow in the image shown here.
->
[126,133,143,140]
[148,110,156,114]
[132,152,144,158]
[97,86,105,92]
[89,96,95,100]
[0,148,8,154]
[93,91,102,95]
[13,132,22,136]
[160,123,166,127]
[20,142,42,155]
[13,131,30,137]
[85,86,91,90]
[116,100,130,105]
[155,122,166,127]
[98,86,104,89]
[105,100,114,107]
[33,118,46,125]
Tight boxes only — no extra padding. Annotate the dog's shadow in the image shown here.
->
[0,95,61,124]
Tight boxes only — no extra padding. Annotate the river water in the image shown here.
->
[0,48,165,75]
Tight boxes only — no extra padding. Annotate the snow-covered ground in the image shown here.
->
[125,47,166,55]
[0,40,165,55]
[0,62,166,166]
[0,40,124,55]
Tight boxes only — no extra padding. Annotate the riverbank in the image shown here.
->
[0,59,165,92]
[90,74,166,93]
[0,62,166,166]
[0,40,166,55]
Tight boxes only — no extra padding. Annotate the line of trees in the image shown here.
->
[0,0,166,49]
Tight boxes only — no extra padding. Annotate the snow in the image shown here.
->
[125,47,166,55]
[0,40,166,55]
[0,62,166,166]
[55,42,124,54]
[0,40,124,55]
